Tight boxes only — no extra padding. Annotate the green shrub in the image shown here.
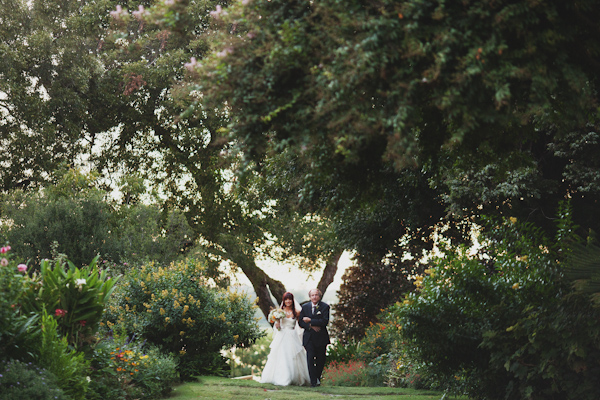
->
[356,321,400,362]
[384,345,443,390]
[103,259,264,380]
[322,360,367,386]
[0,359,71,400]
[136,345,180,397]
[395,212,600,400]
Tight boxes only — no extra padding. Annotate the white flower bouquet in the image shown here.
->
[268,308,285,324]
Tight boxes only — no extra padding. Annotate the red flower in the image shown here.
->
[55,309,67,317]
[79,320,87,327]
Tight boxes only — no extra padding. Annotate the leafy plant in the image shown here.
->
[88,333,179,400]
[21,256,118,349]
[325,340,360,366]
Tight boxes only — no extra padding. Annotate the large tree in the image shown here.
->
[193,0,600,237]
[0,0,343,318]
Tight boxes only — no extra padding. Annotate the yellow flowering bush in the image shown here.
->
[103,258,263,380]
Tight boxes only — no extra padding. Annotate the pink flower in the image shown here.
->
[0,246,10,253]
[246,31,256,39]
[55,309,68,317]
[242,0,250,4]
[0,258,8,267]
[184,57,199,71]
[110,5,128,20]
[17,264,27,273]
[216,47,234,58]
[210,5,227,19]
[132,5,146,20]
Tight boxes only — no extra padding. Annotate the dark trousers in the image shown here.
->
[305,342,327,386]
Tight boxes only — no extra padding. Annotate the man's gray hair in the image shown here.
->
[308,288,322,297]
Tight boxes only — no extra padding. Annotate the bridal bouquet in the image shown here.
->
[268,308,285,324]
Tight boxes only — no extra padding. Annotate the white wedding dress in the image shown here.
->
[260,316,310,386]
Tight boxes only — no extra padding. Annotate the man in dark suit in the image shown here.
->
[298,288,330,387]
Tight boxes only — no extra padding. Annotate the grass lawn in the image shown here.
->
[166,376,468,400]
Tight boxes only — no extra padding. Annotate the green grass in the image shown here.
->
[166,376,468,400]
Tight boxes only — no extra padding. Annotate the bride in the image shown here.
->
[260,292,310,386]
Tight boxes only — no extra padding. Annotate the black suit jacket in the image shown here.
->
[298,301,331,348]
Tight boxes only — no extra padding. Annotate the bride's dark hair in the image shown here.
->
[282,292,298,319]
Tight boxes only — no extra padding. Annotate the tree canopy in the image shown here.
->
[195,0,600,235]
[0,0,344,318]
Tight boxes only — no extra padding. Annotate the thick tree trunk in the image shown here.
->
[317,248,343,298]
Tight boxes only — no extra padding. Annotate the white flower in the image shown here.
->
[189,90,203,99]
[75,278,86,288]
[216,47,234,58]
[114,37,129,48]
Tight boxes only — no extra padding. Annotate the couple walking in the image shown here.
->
[260,289,330,387]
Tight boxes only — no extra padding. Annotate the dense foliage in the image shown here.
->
[88,333,179,399]
[21,256,118,349]
[0,248,37,361]
[394,212,600,399]
[198,0,600,178]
